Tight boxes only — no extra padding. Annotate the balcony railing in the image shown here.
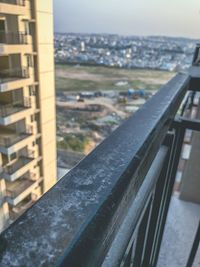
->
[0,126,33,149]
[0,51,200,267]
[3,156,34,175]
[10,198,35,222]
[0,67,29,83]
[0,31,28,45]
[6,176,42,207]
[6,179,35,199]
[0,0,25,6]
[0,134,27,148]
[0,97,31,118]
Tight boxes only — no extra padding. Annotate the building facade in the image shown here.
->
[0,0,56,232]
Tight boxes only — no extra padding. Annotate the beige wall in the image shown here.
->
[34,0,56,192]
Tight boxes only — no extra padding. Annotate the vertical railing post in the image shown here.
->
[132,200,152,267]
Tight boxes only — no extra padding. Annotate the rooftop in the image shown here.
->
[157,196,200,267]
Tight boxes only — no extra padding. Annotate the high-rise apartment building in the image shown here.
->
[0,0,56,232]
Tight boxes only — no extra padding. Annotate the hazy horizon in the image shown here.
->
[53,0,200,39]
[54,31,199,41]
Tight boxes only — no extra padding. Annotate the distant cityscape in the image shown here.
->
[54,33,196,177]
[54,33,197,71]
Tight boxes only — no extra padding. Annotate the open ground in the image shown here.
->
[55,64,175,92]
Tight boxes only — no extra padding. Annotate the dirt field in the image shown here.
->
[56,64,176,162]
[55,64,175,92]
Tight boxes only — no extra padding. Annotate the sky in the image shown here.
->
[54,0,200,39]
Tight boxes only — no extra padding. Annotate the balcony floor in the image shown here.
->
[157,196,200,267]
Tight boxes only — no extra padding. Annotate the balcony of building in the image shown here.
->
[0,53,31,89]
[9,194,37,223]
[0,31,27,45]
[1,152,40,182]
[0,0,27,16]
[0,49,200,267]
[0,97,33,125]
[0,67,30,92]
[0,31,33,54]
[0,6,35,51]
[6,176,43,206]
[0,126,35,155]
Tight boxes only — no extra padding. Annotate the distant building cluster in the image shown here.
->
[54,33,196,71]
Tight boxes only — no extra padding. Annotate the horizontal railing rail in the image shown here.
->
[0,31,28,45]
[0,0,25,6]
